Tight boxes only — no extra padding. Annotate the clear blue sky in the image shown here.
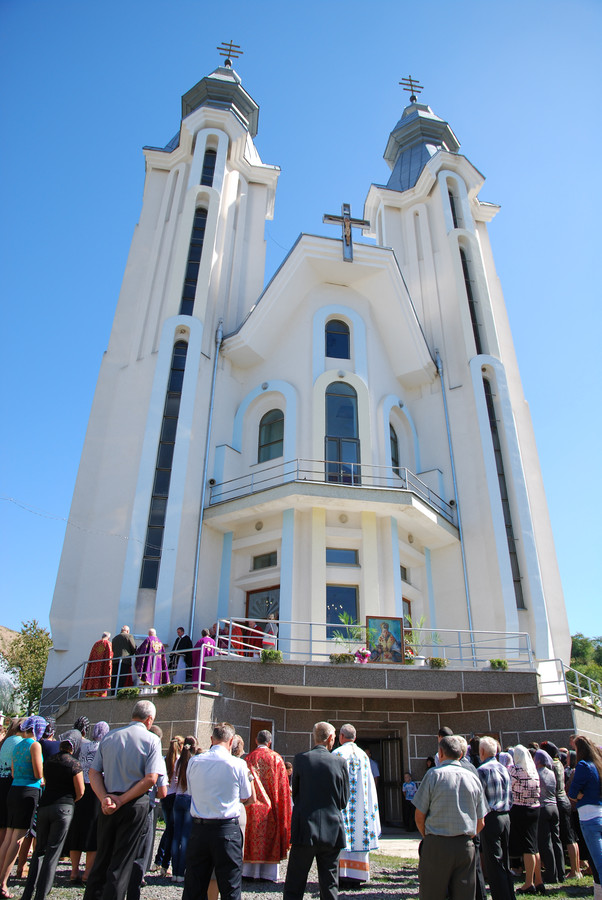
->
[1,0,600,641]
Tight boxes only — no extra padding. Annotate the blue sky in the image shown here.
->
[1,0,600,641]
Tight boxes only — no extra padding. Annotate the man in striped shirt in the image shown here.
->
[477,737,515,900]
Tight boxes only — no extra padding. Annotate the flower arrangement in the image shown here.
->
[116,687,140,700]
[260,649,283,663]
[355,647,371,664]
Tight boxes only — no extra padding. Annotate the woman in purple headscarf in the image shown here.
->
[65,721,110,884]
[0,716,46,899]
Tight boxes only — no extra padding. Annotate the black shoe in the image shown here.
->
[535,885,546,895]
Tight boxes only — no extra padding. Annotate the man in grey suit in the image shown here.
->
[283,721,349,900]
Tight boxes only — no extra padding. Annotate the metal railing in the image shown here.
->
[40,640,221,717]
[216,618,535,669]
[209,459,455,522]
[40,619,536,716]
[563,662,602,711]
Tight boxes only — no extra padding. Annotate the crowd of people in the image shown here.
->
[0,707,601,900]
[406,727,602,900]
[81,619,279,697]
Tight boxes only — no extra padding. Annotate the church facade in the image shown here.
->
[44,60,570,695]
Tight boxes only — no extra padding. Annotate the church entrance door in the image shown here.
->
[357,736,404,827]
[246,586,280,621]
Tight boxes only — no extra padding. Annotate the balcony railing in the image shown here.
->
[214,617,535,669]
[209,458,455,522]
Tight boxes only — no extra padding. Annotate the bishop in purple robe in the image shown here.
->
[135,629,170,685]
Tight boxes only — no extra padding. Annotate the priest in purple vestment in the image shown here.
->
[135,628,170,685]
[191,629,216,688]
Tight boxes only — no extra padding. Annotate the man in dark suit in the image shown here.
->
[283,721,350,900]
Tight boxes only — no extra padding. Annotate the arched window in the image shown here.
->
[325,319,350,359]
[390,423,400,476]
[140,341,188,590]
[483,378,525,609]
[258,409,284,463]
[200,148,217,187]
[459,247,483,354]
[325,382,360,484]
[179,207,208,316]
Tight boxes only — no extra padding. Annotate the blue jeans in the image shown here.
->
[580,816,602,884]
[172,794,192,878]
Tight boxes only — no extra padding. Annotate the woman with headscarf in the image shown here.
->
[0,719,25,851]
[508,744,544,894]
[540,741,581,878]
[65,721,109,884]
[569,736,602,899]
[0,716,45,899]
[21,736,84,900]
[534,748,564,884]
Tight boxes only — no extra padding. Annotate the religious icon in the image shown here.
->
[366,616,405,664]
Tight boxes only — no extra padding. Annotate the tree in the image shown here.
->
[570,632,602,686]
[1,620,52,714]
[0,655,23,716]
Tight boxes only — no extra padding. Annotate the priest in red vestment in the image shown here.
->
[82,632,113,696]
[243,730,291,882]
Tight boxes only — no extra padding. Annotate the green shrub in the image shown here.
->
[116,687,140,700]
[489,658,509,670]
[260,649,283,664]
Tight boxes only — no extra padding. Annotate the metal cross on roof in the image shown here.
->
[323,203,370,263]
[399,75,423,103]
[217,40,243,67]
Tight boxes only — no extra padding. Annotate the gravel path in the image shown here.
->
[7,852,418,900]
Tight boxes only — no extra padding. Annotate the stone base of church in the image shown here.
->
[50,658,602,782]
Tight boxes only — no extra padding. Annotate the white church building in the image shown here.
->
[44,58,583,786]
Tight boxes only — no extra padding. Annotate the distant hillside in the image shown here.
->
[0,626,19,656]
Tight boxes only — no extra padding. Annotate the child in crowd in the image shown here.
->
[402,771,417,831]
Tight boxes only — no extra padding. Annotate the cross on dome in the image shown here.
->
[216,40,243,68]
[399,75,423,103]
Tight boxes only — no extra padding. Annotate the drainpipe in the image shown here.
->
[189,319,223,635]
[435,350,476,663]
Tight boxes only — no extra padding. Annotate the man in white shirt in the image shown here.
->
[182,722,255,900]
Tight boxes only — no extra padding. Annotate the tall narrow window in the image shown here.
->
[325,319,350,359]
[179,208,208,316]
[483,378,525,609]
[390,423,400,476]
[200,148,217,186]
[448,189,459,228]
[460,247,483,354]
[325,382,360,484]
[140,341,188,590]
[258,409,284,463]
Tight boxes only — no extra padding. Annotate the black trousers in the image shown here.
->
[283,843,341,900]
[21,802,75,900]
[83,795,149,900]
[538,804,563,883]
[182,819,242,900]
[419,834,476,900]
[480,811,515,900]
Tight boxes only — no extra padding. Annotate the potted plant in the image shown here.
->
[405,615,428,666]
[157,683,184,696]
[429,656,448,669]
[489,658,509,671]
[116,686,140,700]
[329,652,356,664]
[330,612,367,664]
[261,648,283,664]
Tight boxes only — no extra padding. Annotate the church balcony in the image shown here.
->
[207,459,456,541]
